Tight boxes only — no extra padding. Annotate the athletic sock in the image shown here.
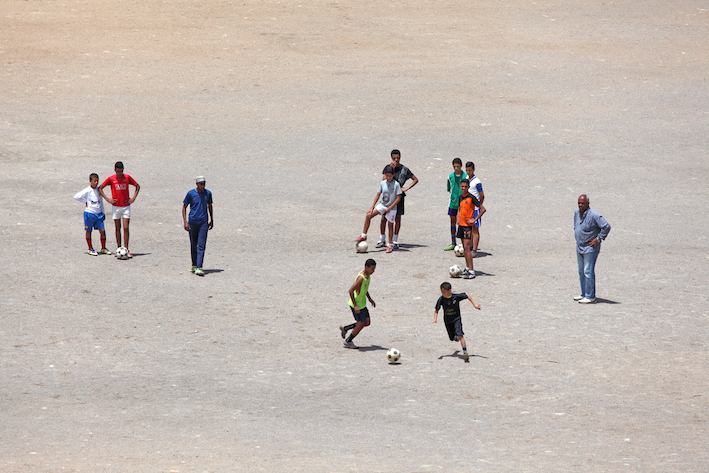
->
[379,234,386,242]
[450,226,457,244]
[344,323,356,332]
[346,334,356,343]
[393,233,399,242]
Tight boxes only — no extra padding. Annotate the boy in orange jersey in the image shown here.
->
[457,179,485,279]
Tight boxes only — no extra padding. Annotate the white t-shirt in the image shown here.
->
[377,179,402,207]
[74,186,104,215]
[469,175,483,205]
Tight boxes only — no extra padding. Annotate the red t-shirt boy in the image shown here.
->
[98,161,140,257]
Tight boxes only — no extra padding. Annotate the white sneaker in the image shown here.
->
[578,297,596,304]
[375,241,386,248]
[573,295,584,301]
[392,241,399,249]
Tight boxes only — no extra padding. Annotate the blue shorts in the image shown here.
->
[84,212,105,231]
[473,209,482,228]
[447,207,458,217]
[350,306,370,323]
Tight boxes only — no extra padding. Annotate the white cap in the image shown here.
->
[196,175,206,183]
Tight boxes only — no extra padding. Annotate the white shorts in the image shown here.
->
[375,203,397,223]
[112,205,131,220]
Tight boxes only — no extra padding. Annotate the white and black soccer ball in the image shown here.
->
[387,348,400,363]
[454,245,465,257]
[356,241,368,253]
[116,247,129,260]
[449,264,463,278]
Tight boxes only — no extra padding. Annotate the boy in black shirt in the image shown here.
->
[433,281,481,362]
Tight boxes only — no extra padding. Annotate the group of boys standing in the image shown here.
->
[343,151,485,361]
[73,161,140,258]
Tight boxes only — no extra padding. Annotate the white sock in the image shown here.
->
[393,234,399,242]
[361,233,367,238]
[379,234,386,242]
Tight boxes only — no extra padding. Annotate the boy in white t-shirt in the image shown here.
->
[355,165,402,253]
[74,173,110,256]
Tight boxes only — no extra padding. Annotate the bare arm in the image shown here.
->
[468,295,481,310]
[208,203,214,230]
[386,194,401,214]
[128,183,140,205]
[98,184,116,205]
[433,309,439,323]
[467,204,486,225]
[349,275,364,313]
[403,174,419,192]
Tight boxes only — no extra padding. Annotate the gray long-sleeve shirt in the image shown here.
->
[574,207,611,254]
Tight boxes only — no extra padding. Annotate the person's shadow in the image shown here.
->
[202,269,224,275]
[593,297,620,304]
[438,350,488,361]
[357,344,389,352]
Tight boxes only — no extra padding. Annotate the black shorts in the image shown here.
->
[445,317,464,341]
[396,194,405,216]
[456,225,472,240]
[350,306,370,323]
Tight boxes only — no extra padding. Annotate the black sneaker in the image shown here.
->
[463,269,476,279]
[339,325,347,339]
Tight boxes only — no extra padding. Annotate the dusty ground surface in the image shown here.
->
[1,0,708,471]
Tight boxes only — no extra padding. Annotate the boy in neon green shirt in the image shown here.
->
[340,259,377,349]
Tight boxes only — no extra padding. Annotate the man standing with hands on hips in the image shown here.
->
[182,176,213,276]
[574,194,611,304]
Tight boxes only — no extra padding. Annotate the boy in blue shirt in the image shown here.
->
[182,176,214,276]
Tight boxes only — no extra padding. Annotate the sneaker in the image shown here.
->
[87,249,98,256]
[454,336,459,342]
[444,244,455,251]
[339,325,347,339]
[355,235,367,242]
[375,241,386,248]
[573,295,584,301]
[471,249,478,258]
[191,266,197,273]
[100,248,111,255]
[579,297,596,304]
[344,340,358,349]
[386,245,393,253]
[463,269,476,279]
[194,268,205,276]
[126,250,133,258]
[392,241,399,249]
[464,352,470,362]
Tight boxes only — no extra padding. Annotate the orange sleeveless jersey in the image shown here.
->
[458,193,479,227]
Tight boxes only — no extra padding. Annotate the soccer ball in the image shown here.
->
[356,241,368,253]
[449,264,462,278]
[116,247,129,260]
[387,348,400,363]
[454,245,465,257]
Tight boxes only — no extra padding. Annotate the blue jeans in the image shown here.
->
[577,250,599,299]
[189,221,209,269]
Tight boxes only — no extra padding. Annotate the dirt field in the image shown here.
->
[1,0,708,471]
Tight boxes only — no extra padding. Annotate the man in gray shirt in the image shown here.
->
[574,194,611,304]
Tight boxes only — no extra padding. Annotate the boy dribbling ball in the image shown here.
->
[340,259,377,349]
[433,281,481,362]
